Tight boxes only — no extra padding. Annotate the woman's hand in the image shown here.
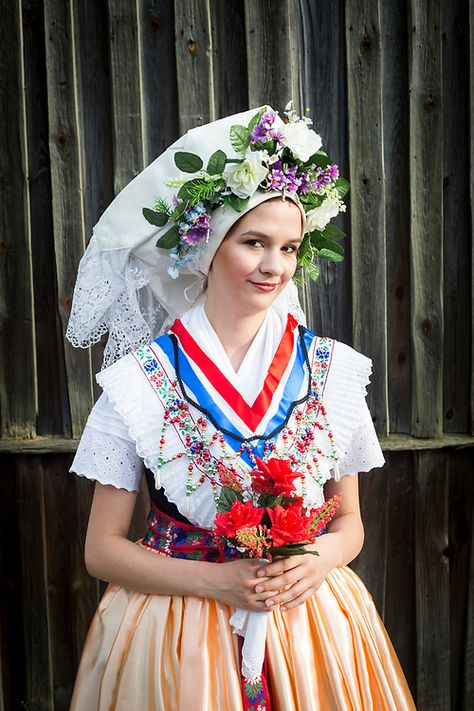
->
[252,538,336,611]
[210,558,278,612]
[252,474,366,611]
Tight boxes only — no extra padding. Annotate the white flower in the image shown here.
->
[280,120,322,162]
[305,199,340,232]
[223,151,268,198]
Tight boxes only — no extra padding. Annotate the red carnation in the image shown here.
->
[267,504,312,547]
[252,457,299,497]
[214,500,265,539]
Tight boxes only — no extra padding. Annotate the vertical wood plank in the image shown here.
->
[0,454,25,710]
[244,0,300,111]
[74,0,114,388]
[464,505,474,709]
[382,0,412,435]
[470,0,474,438]
[449,448,474,708]
[442,0,471,434]
[384,451,416,696]
[349,465,388,616]
[415,450,450,710]
[16,456,54,710]
[43,459,101,708]
[140,0,179,162]
[409,0,444,437]
[107,0,146,191]
[174,0,215,133]
[210,0,248,119]
[22,0,71,436]
[43,0,94,436]
[345,0,388,435]
[0,0,37,438]
[295,0,352,343]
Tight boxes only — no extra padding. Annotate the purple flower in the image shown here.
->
[179,205,212,245]
[328,164,339,181]
[250,110,284,145]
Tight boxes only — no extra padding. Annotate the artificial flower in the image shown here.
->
[305,199,340,232]
[222,150,268,198]
[214,499,265,539]
[266,504,312,547]
[252,457,299,497]
[279,120,322,162]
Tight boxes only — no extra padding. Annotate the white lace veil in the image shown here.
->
[66,107,307,369]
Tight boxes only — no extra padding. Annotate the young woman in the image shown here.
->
[67,105,416,710]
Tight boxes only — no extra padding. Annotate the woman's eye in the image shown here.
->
[283,245,298,254]
[244,239,263,247]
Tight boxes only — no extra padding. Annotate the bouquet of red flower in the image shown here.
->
[213,457,341,560]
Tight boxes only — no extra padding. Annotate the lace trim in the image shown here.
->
[65,235,166,369]
[69,426,144,491]
[323,341,385,479]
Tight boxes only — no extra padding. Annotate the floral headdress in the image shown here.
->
[143,101,349,282]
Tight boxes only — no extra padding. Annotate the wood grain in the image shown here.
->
[0,0,37,438]
[408,0,444,437]
[174,0,215,132]
[295,0,352,345]
[415,449,450,710]
[43,0,94,436]
[382,0,412,435]
[345,0,388,435]
[442,0,471,434]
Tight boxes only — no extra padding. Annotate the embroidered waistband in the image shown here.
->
[140,503,241,563]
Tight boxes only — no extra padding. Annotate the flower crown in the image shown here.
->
[142,101,349,281]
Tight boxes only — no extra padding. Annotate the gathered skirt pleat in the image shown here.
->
[70,565,416,711]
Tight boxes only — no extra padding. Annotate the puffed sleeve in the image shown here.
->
[322,340,386,480]
[69,392,144,492]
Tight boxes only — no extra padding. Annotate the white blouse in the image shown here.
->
[71,300,385,494]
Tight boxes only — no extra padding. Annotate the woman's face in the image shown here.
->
[206,197,303,317]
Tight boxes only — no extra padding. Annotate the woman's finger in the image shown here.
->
[256,555,305,579]
[279,588,315,611]
[264,579,309,608]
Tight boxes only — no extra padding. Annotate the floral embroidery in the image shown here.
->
[132,335,339,510]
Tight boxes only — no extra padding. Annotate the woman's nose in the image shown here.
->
[259,249,285,276]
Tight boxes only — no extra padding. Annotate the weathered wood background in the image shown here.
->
[0,1,472,709]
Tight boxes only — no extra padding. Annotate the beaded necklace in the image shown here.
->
[136,329,340,506]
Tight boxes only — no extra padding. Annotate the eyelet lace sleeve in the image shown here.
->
[69,392,144,491]
[322,340,386,480]
[333,401,386,478]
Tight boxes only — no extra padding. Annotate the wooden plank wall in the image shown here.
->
[0,0,472,709]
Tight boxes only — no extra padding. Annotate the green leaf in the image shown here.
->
[226,193,249,212]
[311,231,345,255]
[174,151,204,173]
[319,248,344,262]
[216,486,241,513]
[156,224,180,249]
[177,178,203,202]
[322,223,346,241]
[304,151,331,170]
[206,149,227,175]
[334,176,350,198]
[142,207,169,227]
[230,124,251,154]
[247,107,266,133]
[171,200,188,222]
[303,259,321,282]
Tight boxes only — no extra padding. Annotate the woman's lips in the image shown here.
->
[248,281,279,292]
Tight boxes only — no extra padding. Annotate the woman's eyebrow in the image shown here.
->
[241,230,303,243]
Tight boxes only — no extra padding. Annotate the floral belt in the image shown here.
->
[139,503,273,711]
[139,502,241,562]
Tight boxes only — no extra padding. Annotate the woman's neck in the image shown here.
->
[203,301,267,372]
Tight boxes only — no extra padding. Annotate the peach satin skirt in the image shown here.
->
[69,564,415,711]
